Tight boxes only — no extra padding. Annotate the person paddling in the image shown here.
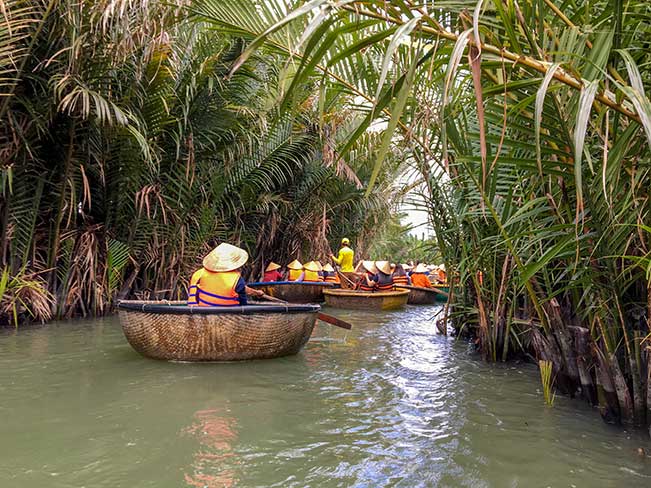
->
[331,237,355,272]
[263,262,284,282]
[410,263,433,288]
[187,243,262,306]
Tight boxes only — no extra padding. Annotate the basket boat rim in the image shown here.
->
[323,289,409,298]
[117,300,320,315]
[248,281,335,287]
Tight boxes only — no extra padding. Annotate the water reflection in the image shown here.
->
[2,310,651,487]
[183,408,239,488]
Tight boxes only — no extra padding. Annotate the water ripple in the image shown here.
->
[2,309,651,487]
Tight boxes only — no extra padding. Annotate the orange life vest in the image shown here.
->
[325,273,339,284]
[375,273,394,291]
[188,268,240,307]
[393,275,409,286]
[288,269,303,281]
[356,273,375,291]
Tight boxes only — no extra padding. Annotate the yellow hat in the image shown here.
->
[414,263,428,273]
[287,259,303,270]
[265,262,281,272]
[322,263,335,272]
[315,260,323,271]
[203,243,248,272]
[375,261,391,275]
[362,260,377,274]
[304,261,320,272]
[341,237,350,245]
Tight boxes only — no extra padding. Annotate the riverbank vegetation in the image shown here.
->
[0,0,409,324]
[204,0,651,431]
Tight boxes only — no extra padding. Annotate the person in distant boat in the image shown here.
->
[322,263,340,284]
[392,264,411,286]
[410,263,433,288]
[263,262,284,282]
[438,264,447,284]
[287,259,305,282]
[355,261,377,291]
[373,261,394,291]
[303,261,323,282]
[188,243,262,307]
[315,261,326,281]
[331,237,355,272]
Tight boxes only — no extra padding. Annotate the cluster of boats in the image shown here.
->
[117,280,449,363]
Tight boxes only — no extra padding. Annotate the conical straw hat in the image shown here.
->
[265,262,281,272]
[304,261,320,272]
[402,263,412,270]
[375,261,391,275]
[322,263,334,272]
[362,260,378,274]
[414,263,428,273]
[314,260,323,271]
[203,243,248,272]
[287,259,303,270]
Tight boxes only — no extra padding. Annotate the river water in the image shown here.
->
[1,305,650,487]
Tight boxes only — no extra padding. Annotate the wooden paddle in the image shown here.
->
[336,269,356,289]
[256,292,352,330]
[316,312,352,330]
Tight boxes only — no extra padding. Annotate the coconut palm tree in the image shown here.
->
[0,0,406,324]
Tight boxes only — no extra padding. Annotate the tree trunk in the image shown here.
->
[572,326,597,405]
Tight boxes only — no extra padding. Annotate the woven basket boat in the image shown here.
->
[322,289,409,311]
[247,281,335,303]
[117,300,320,362]
[395,285,446,305]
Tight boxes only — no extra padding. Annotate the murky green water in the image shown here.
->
[1,306,650,487]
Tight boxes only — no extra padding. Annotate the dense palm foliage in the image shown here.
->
[202,0,651,430]
[0,0,406,324]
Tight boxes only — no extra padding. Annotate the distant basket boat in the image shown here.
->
[396,285,448,304]
[117,300,320,361]
[323,289,409,310]
[247,281,335,303]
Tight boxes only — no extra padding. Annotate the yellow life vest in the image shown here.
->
[288,269,303,281]
[304,270,321,282]
[188,269,240,306]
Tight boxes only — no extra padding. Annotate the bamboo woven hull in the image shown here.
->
[248,281,334,303]
[117,301,319,361]
[396,285,441,305]
[322,289,409,310]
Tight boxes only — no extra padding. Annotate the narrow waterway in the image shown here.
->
[1,305,650,487]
